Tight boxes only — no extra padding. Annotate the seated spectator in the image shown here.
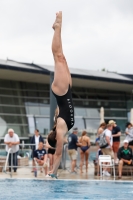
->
[34,142,49,177]
[79,131,90,173]
[117,139,133,179]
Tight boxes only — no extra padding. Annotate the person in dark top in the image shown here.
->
[108,120,121,164]
[117,139,133,179]
[47,11,75,179]
[30,129,44,172]
[68,128,81,173]
[47,128,56,172]
[34,142,49,176]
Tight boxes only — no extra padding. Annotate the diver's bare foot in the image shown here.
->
[52,11,62,30]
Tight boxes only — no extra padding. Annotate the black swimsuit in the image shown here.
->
[52,85,75,131]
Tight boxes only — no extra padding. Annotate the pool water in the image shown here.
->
[0,179,133,200]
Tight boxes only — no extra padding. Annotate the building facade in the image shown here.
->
[0,59,133,139]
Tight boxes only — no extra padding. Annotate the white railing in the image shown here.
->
[0,143,68,178]
[3,148,12,177]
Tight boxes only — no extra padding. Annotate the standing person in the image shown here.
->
[125,122,133,151]
[47,139,55,171]
[101,124,114,176]
[4,128,20,172]
[117,139,133,179]
[108,120,121,164]
[47,11,75,178]
[30,129,44,172]
[68,128,80,173]
[79,131,90,173]
[95,122,106,143]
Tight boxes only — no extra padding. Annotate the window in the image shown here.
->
[75,108,87,116]
[27,116,35,134]
[104,110,127,118]
[0,115,27,124]
[28,106,40,115]
[85,119,99,133]
[40,106,50,115]
[1,106,26,115]
[73,117,85,130]
[35,117,50,135]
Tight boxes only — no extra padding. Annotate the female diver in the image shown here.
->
[48,11,75,178]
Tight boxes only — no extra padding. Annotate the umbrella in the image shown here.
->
[100,107,105,124]
[130,108,133,124]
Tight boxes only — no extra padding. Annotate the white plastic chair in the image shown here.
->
[99,155,115,178]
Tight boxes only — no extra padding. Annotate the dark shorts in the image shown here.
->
[129,140,133,145]
[31,150,35,159]
[48,148,55,155]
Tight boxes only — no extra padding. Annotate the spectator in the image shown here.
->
[68,127,81,174]
[125,122,133,151]
[93,143,103,176]
[79,131,90,173]
[108,120,121,164]
[34,142,49,177]
[101,124,114,176]
[96,122,106,143]
[30,129,44,172]
[117,139,133,179]
[47,137,55,171]
[4,128,20,172]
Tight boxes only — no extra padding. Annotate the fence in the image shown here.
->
[0,142,74,178]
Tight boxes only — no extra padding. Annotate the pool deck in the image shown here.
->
[0,162,133,181]
[0,146,133,181]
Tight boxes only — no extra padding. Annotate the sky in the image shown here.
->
[0,0,133,74]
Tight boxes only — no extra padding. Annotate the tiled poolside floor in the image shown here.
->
[0,163,133,181]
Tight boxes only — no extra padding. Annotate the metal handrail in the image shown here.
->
[4,148,11,172]
[62,144,68,170]
[0,142,70,178]
[3,148,12,177]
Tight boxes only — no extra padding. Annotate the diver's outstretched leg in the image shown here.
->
[51,11,72,96]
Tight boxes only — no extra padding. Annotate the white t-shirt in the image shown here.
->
[104,129,113,148]
[4,133,20,153]
[35,135,40,150]
[125,127,133,142]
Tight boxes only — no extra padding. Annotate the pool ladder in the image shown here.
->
[3,148,13,178]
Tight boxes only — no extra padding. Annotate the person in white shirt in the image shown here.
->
[30,129,44,172]
[101,124,114,176]
[125,122,133,151]
[4,128,20,172]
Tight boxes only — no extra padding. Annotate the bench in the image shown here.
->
[0,156,29,172]
[0,157,7,172]
[94,162,133,176]
[18,157,29,166]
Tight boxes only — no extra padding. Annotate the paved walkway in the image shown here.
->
[0,162,133,181]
